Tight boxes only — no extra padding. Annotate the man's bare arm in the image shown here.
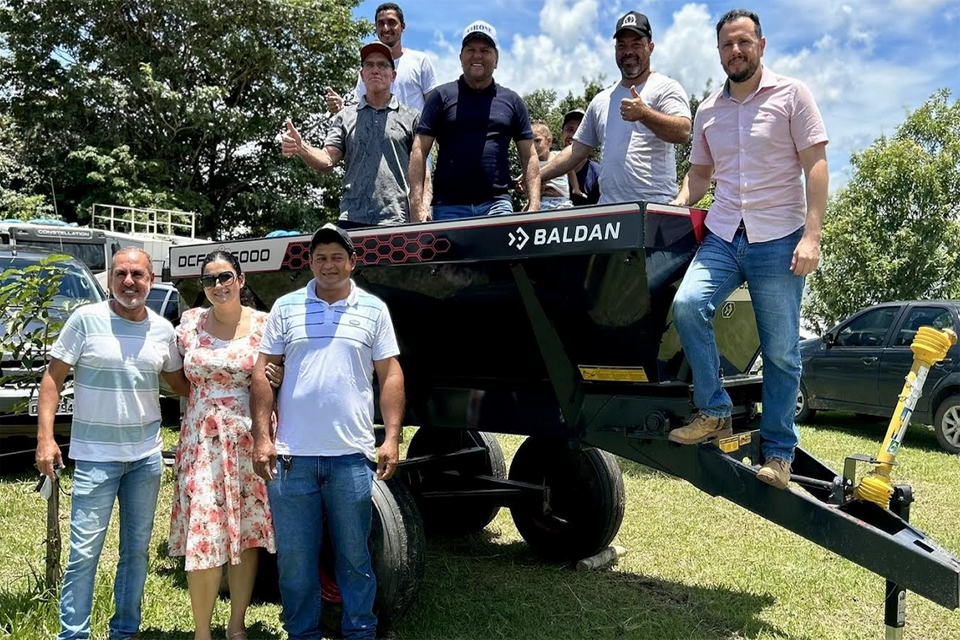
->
[517,139,541,211]
[409,134,434,221]
[672,163,714,206]
[281,119,344,173]
[373,356,405,480]
[161,368,191,397]
[540,142,593,182]
[251,353,284,480]
[36,358,71,479]
[791,142,829,275]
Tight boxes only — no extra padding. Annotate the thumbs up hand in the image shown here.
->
[619,85,648,122]
[281,119,304,158]
[325,86,344,114]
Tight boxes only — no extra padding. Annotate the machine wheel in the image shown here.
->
[508,436,625,561]
[934,395,960,454]
[406,428,506,536]
[250,477,425,636]
[796,383,816,423]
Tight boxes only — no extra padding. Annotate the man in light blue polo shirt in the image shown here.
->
[250,223,405,640]
[36,247,189,640]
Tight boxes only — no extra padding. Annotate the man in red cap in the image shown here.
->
[282,42,420,228]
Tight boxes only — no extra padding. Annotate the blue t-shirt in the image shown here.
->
[418,76,533,206]
[573,159,601,206]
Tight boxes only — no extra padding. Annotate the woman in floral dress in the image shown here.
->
[169,250,277,640]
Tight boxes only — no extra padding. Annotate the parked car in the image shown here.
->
[146,282,181,325]
[0,247,107,439]
[797,300,960,454]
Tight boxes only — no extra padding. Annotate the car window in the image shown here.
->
[163,290,180,323]
[146,287,168,314]
[894,307,955,346]
[0,257,103,306]
[835,307,899,347]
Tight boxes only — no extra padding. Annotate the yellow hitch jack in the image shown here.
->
[854,327,958,509]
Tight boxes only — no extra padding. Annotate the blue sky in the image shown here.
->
[353,0,960,191]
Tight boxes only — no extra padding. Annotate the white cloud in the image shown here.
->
[654,3,723,98]
[539,0,599,43]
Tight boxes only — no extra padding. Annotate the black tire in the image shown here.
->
[934,395,960,455]
[250,476,426,636]
[508,437,625,561]
[406,428,506,536]
[796,383,816,423]
[321,476,426,638]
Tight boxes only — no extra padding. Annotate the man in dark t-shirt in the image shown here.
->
[409,20,540,221]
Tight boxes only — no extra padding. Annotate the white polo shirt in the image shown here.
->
[260,280,400,460]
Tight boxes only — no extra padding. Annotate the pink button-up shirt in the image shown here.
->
[690,67,828,243]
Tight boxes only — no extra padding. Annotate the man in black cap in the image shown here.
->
[251,222,405,639]
[409,20,540,220]
[541,11,691,205]
[282,42,420,228]
[560,109,601,206]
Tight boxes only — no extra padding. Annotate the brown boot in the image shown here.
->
[668,413,733,444]
[757,457,791,490]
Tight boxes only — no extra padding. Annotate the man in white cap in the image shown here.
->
[282,41,420,228]
[540,11,691,205]
[408,20,540,220]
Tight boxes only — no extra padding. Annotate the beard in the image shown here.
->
[617,54,648,79]
[112,293,144,310]
[723,56,759,83]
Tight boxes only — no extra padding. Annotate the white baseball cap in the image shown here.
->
[462,20,499,50]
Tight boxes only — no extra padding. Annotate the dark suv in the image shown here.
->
[797,300,960,453]
[0,247,106,439]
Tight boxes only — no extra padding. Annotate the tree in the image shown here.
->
[0,0,370,237]
[0,115,56,220]
[806,90,960,332]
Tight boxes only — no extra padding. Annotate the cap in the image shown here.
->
[462,20,499,50]
[614,11,652,39]
[360,41,395,69]
[310,223,355,255]
[562,108,586,127]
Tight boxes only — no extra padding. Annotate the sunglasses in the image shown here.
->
[199,271,237,288]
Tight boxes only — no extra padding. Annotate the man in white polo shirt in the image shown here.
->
[250,224,405,640]
[35,247,189,640]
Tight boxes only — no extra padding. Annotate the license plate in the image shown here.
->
[28,397,74,416]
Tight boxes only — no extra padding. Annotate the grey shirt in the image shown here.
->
[325,94,420,226]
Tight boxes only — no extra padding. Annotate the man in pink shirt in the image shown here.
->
[667,9,829,490]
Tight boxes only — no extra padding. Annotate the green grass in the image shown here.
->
[1,417,958,639]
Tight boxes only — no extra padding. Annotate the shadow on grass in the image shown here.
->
[396,531,808,640]
[140,621,280,640]
[804,411,944,454]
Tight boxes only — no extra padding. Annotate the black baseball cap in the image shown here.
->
[310,223,355,255]
[562,108,586,127]
[614,11,652,39]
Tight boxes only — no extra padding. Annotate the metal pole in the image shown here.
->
[49,178,59,218]
[885,485,913,640]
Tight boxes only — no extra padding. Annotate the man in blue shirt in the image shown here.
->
[408,20,540,221]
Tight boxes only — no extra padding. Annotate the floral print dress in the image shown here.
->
[169,307,275,571]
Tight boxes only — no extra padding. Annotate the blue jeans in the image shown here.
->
[268,454,376,640]
[432,199,513,220]
[673,226,805,463]
[58,452,162,640]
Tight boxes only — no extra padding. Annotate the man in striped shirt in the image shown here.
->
[36,247,189,640]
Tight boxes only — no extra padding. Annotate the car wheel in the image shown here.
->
[934,395,960,455]
[796,383,816,423]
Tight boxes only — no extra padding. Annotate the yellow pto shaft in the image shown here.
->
[854,327,957,509]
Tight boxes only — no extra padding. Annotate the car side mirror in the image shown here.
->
[822,332,835,347]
